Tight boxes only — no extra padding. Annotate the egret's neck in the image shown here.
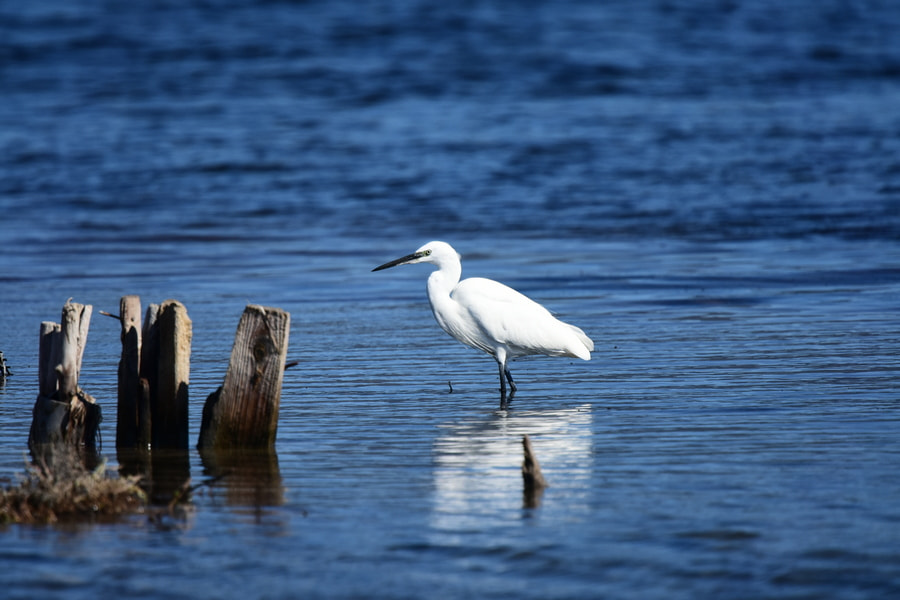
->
[426,259,461,306]
[424,255,464,342]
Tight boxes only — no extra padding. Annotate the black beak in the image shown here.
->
[372,251,424,272]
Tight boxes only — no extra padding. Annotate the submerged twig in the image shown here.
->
[167,472,230,511]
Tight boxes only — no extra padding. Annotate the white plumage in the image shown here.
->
[373,241,593,405]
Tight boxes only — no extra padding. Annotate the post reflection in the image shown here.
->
[199,446,285,509]
[430,403,593,523]
[117,445,285,529]
[117,446,191,506]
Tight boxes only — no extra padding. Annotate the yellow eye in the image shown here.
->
[424,249,432,256]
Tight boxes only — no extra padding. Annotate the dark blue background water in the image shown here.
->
[1,1,899,598]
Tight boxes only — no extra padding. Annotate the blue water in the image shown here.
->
[1,1,899,598]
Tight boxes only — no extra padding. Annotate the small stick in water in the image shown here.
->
[522,434,547,508]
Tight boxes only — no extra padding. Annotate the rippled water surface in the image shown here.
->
[1,1,899,598]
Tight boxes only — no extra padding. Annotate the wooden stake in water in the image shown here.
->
[0,350,12,383]
[198,305,290,450]
[29,301,101,458]
[113,297,190,450]
[522,434,548,508]
[116,295,142,449]
[153,300,192,450]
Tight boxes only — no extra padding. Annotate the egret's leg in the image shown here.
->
[496,350,514,408]
[497,359,516,408]
[505,366,517,400]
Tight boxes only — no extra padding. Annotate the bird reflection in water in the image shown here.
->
[430,404,593,522]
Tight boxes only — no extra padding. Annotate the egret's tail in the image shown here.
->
[567,324,594,360]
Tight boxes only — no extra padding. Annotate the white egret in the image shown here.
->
[373,241,593,406]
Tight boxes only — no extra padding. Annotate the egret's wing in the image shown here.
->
[453,278,592,359]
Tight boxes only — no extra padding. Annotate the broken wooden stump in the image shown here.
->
[0,350,11,384]
[198,305,290,451]
[109,296,195,505]
[522,434,548,508]
[29,301,102,462]
[116,295,143,449]
[115,298,192,450]
[155,300,192,449]
[139,302,160,447]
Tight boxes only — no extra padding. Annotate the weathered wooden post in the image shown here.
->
[116,295,142,449]
[114,297,191,500]
[198,305,290,450]
[115,297,191,450]
[38,321,62,398]
[28,301,101,461]
[140,302,160,448]
[522,434,548,508]
[153,300,192,449]
[0,350,11,384]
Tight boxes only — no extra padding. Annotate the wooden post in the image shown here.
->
[57,301,91,397]
[116,298,191,451]
[38,322,62,397]
[29,301,101,460]
[0,350,11,383]
[140,303,160,445]
[522,434,548,508]
[116,295,142,449]
[152,300,191,450]
[198,305,290,450]
[137,377,152,449]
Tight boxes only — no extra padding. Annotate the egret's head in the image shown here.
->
[372,241,460,271]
